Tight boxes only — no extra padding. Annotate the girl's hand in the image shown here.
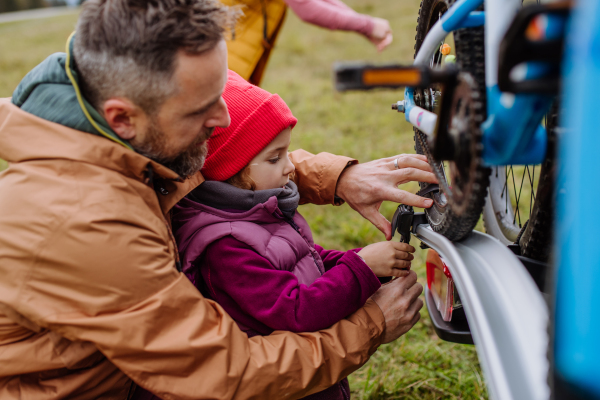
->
[357,242,415,277]
[368,17,393,52]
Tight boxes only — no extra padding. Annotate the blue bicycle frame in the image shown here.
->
[404,0,556,166]
[555,0,600,397]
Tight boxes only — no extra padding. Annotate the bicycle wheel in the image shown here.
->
[414,0,490,241]
[483,105,556,261]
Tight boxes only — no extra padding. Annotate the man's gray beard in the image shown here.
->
[134,119,212,179]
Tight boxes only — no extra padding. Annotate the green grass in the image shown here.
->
[0,3,487,399]
[0,14,79,97]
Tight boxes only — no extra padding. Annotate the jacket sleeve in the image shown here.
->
[1,200,385,400]
[314,245,391,284]
[284,0,374,36]
[289,149,357,206]
[202,236,381,334]
[315,244,363,271]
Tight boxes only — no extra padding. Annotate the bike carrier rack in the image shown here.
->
[413,224,550,400]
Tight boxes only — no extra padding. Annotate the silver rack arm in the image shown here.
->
[414,225,550,400]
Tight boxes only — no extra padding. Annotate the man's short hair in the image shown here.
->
[74,0,236,113]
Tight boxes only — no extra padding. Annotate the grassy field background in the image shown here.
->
[0,1,487,398]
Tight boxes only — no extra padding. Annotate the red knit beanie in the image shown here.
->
[201,70,298,181]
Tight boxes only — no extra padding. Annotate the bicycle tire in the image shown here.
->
[518,106,556,262]
[414,0,490,241]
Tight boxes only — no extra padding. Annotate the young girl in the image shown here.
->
[172,71,415,399]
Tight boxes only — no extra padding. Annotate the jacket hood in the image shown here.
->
[11,33,132,151]
[172,196,281,266]
[172,195,324,289]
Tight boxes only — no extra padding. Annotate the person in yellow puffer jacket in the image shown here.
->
[225,0,393,86]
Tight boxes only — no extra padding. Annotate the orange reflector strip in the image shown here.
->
[362,68,422,86]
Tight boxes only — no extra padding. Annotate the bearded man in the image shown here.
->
[0,0,436,399]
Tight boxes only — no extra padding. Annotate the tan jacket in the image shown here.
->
[0,98,385,400]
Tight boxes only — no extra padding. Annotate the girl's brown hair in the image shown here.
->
[226,166,257,190]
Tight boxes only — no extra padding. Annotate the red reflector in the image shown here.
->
[426,249,454,321]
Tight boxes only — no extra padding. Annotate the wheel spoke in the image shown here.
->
[509,166,521,227]
[526,165,536,216]
[503,167,509,213]
[530,166,536,202]
[514,166,527,227]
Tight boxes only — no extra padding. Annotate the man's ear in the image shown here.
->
[103,98,144,141]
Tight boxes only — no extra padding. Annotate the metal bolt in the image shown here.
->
[392,100,406,113]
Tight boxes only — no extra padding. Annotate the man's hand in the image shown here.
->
[335,154,438,240]
[371,270,423,344]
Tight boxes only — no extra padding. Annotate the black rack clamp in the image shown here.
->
[391,204,428,244]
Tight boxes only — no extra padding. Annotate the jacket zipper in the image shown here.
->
[146,164,182,272]
[275,214,348,399]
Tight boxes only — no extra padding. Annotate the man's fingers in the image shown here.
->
[405,281,424,303]
[397,155,432,171]
[396,270,418,290]
[362,208,392,240]
[391,167,438,185]
[382,187,434,208]
[381,154,428,164]
[407,299,424,323]
[410,310,422,327]
[388,155,433,173]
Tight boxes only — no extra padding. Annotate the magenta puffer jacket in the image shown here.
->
[175,195,325,290]
[172,193,381,400]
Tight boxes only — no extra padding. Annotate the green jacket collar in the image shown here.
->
[11,33,133,150]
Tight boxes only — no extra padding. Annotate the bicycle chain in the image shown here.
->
[415,129,451,196]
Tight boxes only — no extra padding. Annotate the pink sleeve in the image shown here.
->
[284,0,375,37]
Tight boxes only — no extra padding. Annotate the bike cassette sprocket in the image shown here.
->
[414,72,490,239]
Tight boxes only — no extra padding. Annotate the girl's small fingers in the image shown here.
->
[390,242,416,253]
[394,250,414,261]
[394,260,412,269]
